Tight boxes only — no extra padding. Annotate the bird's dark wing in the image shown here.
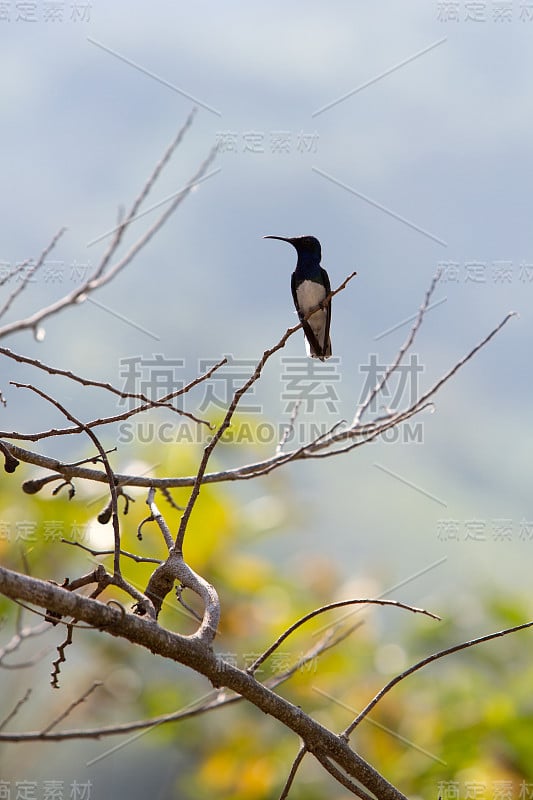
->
[321,267,332,355]
[291,272,301,317]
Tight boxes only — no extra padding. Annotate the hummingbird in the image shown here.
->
[264,234,332,360]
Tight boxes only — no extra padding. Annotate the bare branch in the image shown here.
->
[61,538,162,565]
[0,689,32,732]
[0,564,408,800]
[278,744,307,800]
[0,617,356,745]
[353,268,442,426]
[343,618,533,739]
[3,307,514,492]
[89,108,197,274]
[146,487,174,552]
[0,621,51,669]
[313,749,376,799]
[41,681,103,733]
[12,382,124,579]
[0,108,521,800]
[140,494,220,644]
[0,345,225,430]
[173,270,358,555]
[0,228,66,322]
[0,117,217,340]
[247,598,439,675]
[0,258,33,289]
[50,623,73,689]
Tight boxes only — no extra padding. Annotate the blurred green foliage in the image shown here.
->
[0,427,532,799]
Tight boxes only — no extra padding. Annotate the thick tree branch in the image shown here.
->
[0,565,407,800]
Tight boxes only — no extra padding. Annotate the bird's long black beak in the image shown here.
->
[263,235,293,243]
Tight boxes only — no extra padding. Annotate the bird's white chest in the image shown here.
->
[296,279,326,311]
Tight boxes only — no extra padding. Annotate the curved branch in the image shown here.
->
[141,491,220,643]
[12,382,124,579]
[247,598,440,675]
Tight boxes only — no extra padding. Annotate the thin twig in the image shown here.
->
[4,306,513,491]
[0,345,226,429]
[0,258,33,288]
[353,268,442,426]
[51,623,74,689]
[13,382,123,578]
[90,108,197,278]
[0,228,66,322]
[0,621,51,668]
[343,618,533,738]
[276,399,302,454]
[146,487,174,552]
[0,124,217,339]
[159,486,185,511]
[278,744,307,800]
[313,750,375,799]
[0,689,32,731]
[60,539,162,565]
[266,622,365,688]
[247,598,439,675]
[41,681,103,733]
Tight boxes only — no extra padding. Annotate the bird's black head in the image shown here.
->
[264,234,321,262]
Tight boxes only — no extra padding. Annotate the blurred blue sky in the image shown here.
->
[1,0,532,605]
